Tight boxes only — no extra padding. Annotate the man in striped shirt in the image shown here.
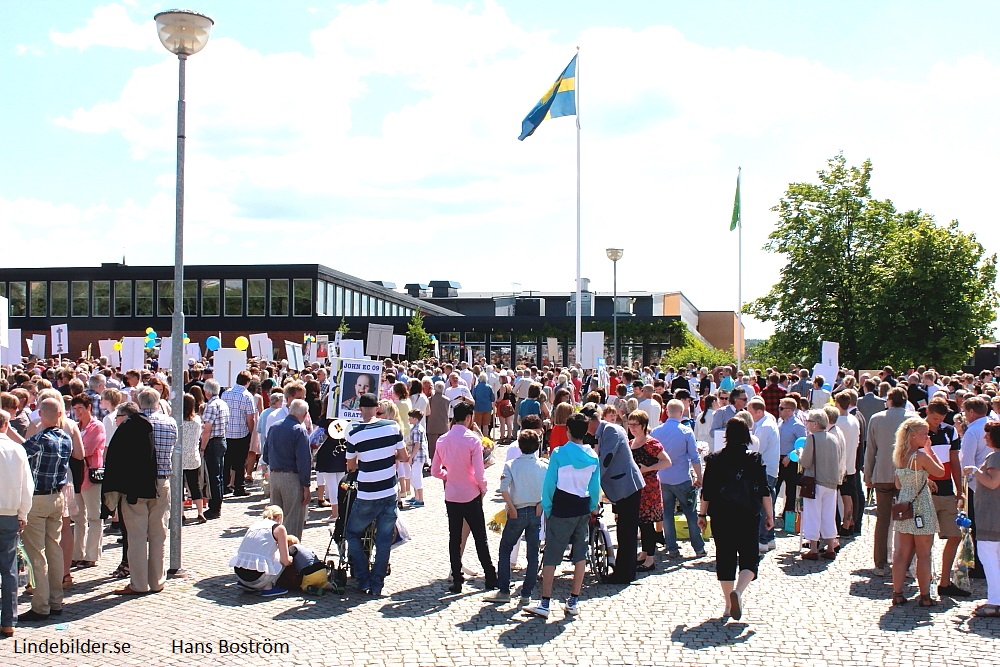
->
[221,371,257,497]
[345,393,406,596]
[201,380,230,520]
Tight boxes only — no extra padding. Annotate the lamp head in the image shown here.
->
[606,248,624,262]
[154,9,214,56]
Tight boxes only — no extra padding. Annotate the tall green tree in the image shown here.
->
[406,310,432,360]
[746,153,997,371]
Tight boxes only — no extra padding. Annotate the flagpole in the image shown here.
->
[737,166,743,371]
[574,45,582,369]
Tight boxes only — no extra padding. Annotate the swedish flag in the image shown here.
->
[518,54,577,141]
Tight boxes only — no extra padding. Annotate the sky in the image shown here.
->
[3,0,1000,341]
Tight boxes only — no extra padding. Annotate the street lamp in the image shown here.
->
[606,248,623,366]
[154,8,213,576]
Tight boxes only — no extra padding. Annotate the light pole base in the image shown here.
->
[167,568,191,579]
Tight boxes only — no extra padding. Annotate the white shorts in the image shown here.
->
[409,465,424,490]
[316,471,346,504]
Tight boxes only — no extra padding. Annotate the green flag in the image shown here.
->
[730,167,741,231]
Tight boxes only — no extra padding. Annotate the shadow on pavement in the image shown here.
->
[378,581,474,618]
[774,550,832,576]
[877,598,945,631]
[848,570,891,600]
[670,619,755,648]
[496,613,567,646]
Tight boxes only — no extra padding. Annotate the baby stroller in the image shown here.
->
[323,472,389,594]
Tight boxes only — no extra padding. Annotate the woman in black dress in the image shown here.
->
[697,418,774,621]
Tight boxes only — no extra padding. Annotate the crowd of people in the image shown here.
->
[2,352,1000,638]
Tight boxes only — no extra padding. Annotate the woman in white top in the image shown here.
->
[695,395,717,446]
[101,388,124,443]
[229,505,293,596]
[181,394,206,524]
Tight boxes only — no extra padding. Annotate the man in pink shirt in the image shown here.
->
[431,401,498,594]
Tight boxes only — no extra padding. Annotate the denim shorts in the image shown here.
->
[542,514,589,566]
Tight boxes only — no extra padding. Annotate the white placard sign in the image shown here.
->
[158,338,173,370]
[120,337,146,372]
[336,358,383,421]
[249,333,272,360]
[213,348,247,388]
[580,331,605,370]
[366,324,393,358]
[0,295,8,348]
[546,337,559,364]
[185,342,202,362]
[50,324,69,356]
[391,335,407,356]
[0,328,21,365]
[338,339,364,359]
[821,341,840,370]
[30,335,46,359]
[97,340,121,368]
[713,430,727,453]
[284,341,305,371]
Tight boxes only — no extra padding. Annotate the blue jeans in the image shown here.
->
[204,437,227,513]
[0,515,17,628]
[759,475,777,544]
[661,481,705,553]
[496,507,541,597]
[344,494,398,594]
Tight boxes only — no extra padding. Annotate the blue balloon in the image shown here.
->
[206,336,221,352]
[788,448,800,463]
[146,330,158,340]
[822,383,832,391]
[144,339,156,349]
[794,437,806,450]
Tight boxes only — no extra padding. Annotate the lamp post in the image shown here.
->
[154,8,213,576]
[606,248,623,366]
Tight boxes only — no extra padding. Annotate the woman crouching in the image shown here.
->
[229,505,294,597]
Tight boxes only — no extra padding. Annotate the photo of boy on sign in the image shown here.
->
[341,372,375,412]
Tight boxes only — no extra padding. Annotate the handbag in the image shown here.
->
[798,434,817,499]
[892,453,926,521]
[497,399,515,418]
[88,467,105,484]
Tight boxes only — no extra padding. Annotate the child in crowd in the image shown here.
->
[406,409,428,507]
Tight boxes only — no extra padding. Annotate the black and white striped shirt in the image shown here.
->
[346,419,404,501]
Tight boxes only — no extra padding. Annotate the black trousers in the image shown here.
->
[224,435,251,492]
[639,521,660,556]
[445,495,496,583]
[775,459,799,513]
[711,513,760,581]
[612,490,641,582]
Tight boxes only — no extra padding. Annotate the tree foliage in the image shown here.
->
[746,153,998,371]
[406,310,432,360]
[661,329,736,370]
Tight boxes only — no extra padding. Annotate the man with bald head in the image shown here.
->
[19,398,72,622]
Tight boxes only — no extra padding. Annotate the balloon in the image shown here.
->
[183,337,191,345]
[788,448,801,463]
[144,339,156,349]
[206,336,221,351]
[183,332,188,339]
[794,437,806,450]
[145,327,154,334]
[113,341,123,351]
[235,336,249,351]
[147,330,158,340]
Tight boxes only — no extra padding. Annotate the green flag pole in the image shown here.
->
[732,167,742,369]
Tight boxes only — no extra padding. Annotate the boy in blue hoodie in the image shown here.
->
[524,413,600,619]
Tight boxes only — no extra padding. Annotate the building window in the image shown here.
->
[136,280,153,317]
[326,283,335,316]
[29,281,46,318]
[335,286,345,316]
[71,281,89,317]
[184,280,197,315]
[363,295,371,317]
[93,281,110,317]
[247,279,265,316]
[352,291,360,318]
[270,279,288,316]
[293,279,312,317]
[8,282,26,317]
[202,279,220,316]
[224,279,243,317]
[316,281,327,316]
[0,284,4,299]
[114,280,132,317]
[157,280,174,316]
[50,282,68,317]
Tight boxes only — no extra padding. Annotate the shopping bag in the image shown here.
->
[390,517,411,550]
[784,511,798,534]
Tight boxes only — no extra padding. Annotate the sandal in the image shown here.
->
[918,595,938,607]
[973,604,1000,617]
[892,591,907,605]
[111,564,130,579]
[62,574,73,588]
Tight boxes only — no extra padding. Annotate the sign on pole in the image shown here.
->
[366,324,393,358]
[336,358,383,421]
[50,324,69,356]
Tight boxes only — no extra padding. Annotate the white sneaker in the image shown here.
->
[523,602,550,618]
[758,543,770,553]
[563,598,580,616]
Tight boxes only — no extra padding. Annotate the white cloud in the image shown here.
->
[21,0,1000,340]
[50,3,153,51]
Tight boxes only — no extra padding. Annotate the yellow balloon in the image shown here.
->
[113,342,123,351]
[183,337,191,345]
[145,327,154,334]
[235,336,250,351]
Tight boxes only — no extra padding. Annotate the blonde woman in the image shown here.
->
[379,400,410,500]
[891,417,944,607]
[228,505,293,597]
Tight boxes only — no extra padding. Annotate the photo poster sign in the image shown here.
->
[596,357,609,389]
[366,324,393,358]
[580,331,605,370]
[50,323,69,356]
[0,295,8,348]
[338,339,365,360]
[30,334,46,359]
[284,340,305,371]
[121,337,146,372]
[546,337,559,365]
[316,334,330,359]
[249,333,272,361]
[337,358,382,421]
[391,334,407,356]
[326,358,343,419]
[213,348,247,388]
[0,328,21,365]
[97,339,121,369]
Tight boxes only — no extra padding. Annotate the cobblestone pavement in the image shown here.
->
[7,445,998,666]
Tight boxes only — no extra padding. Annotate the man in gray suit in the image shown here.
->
[863,386,909,574]
[856,379,887,425]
